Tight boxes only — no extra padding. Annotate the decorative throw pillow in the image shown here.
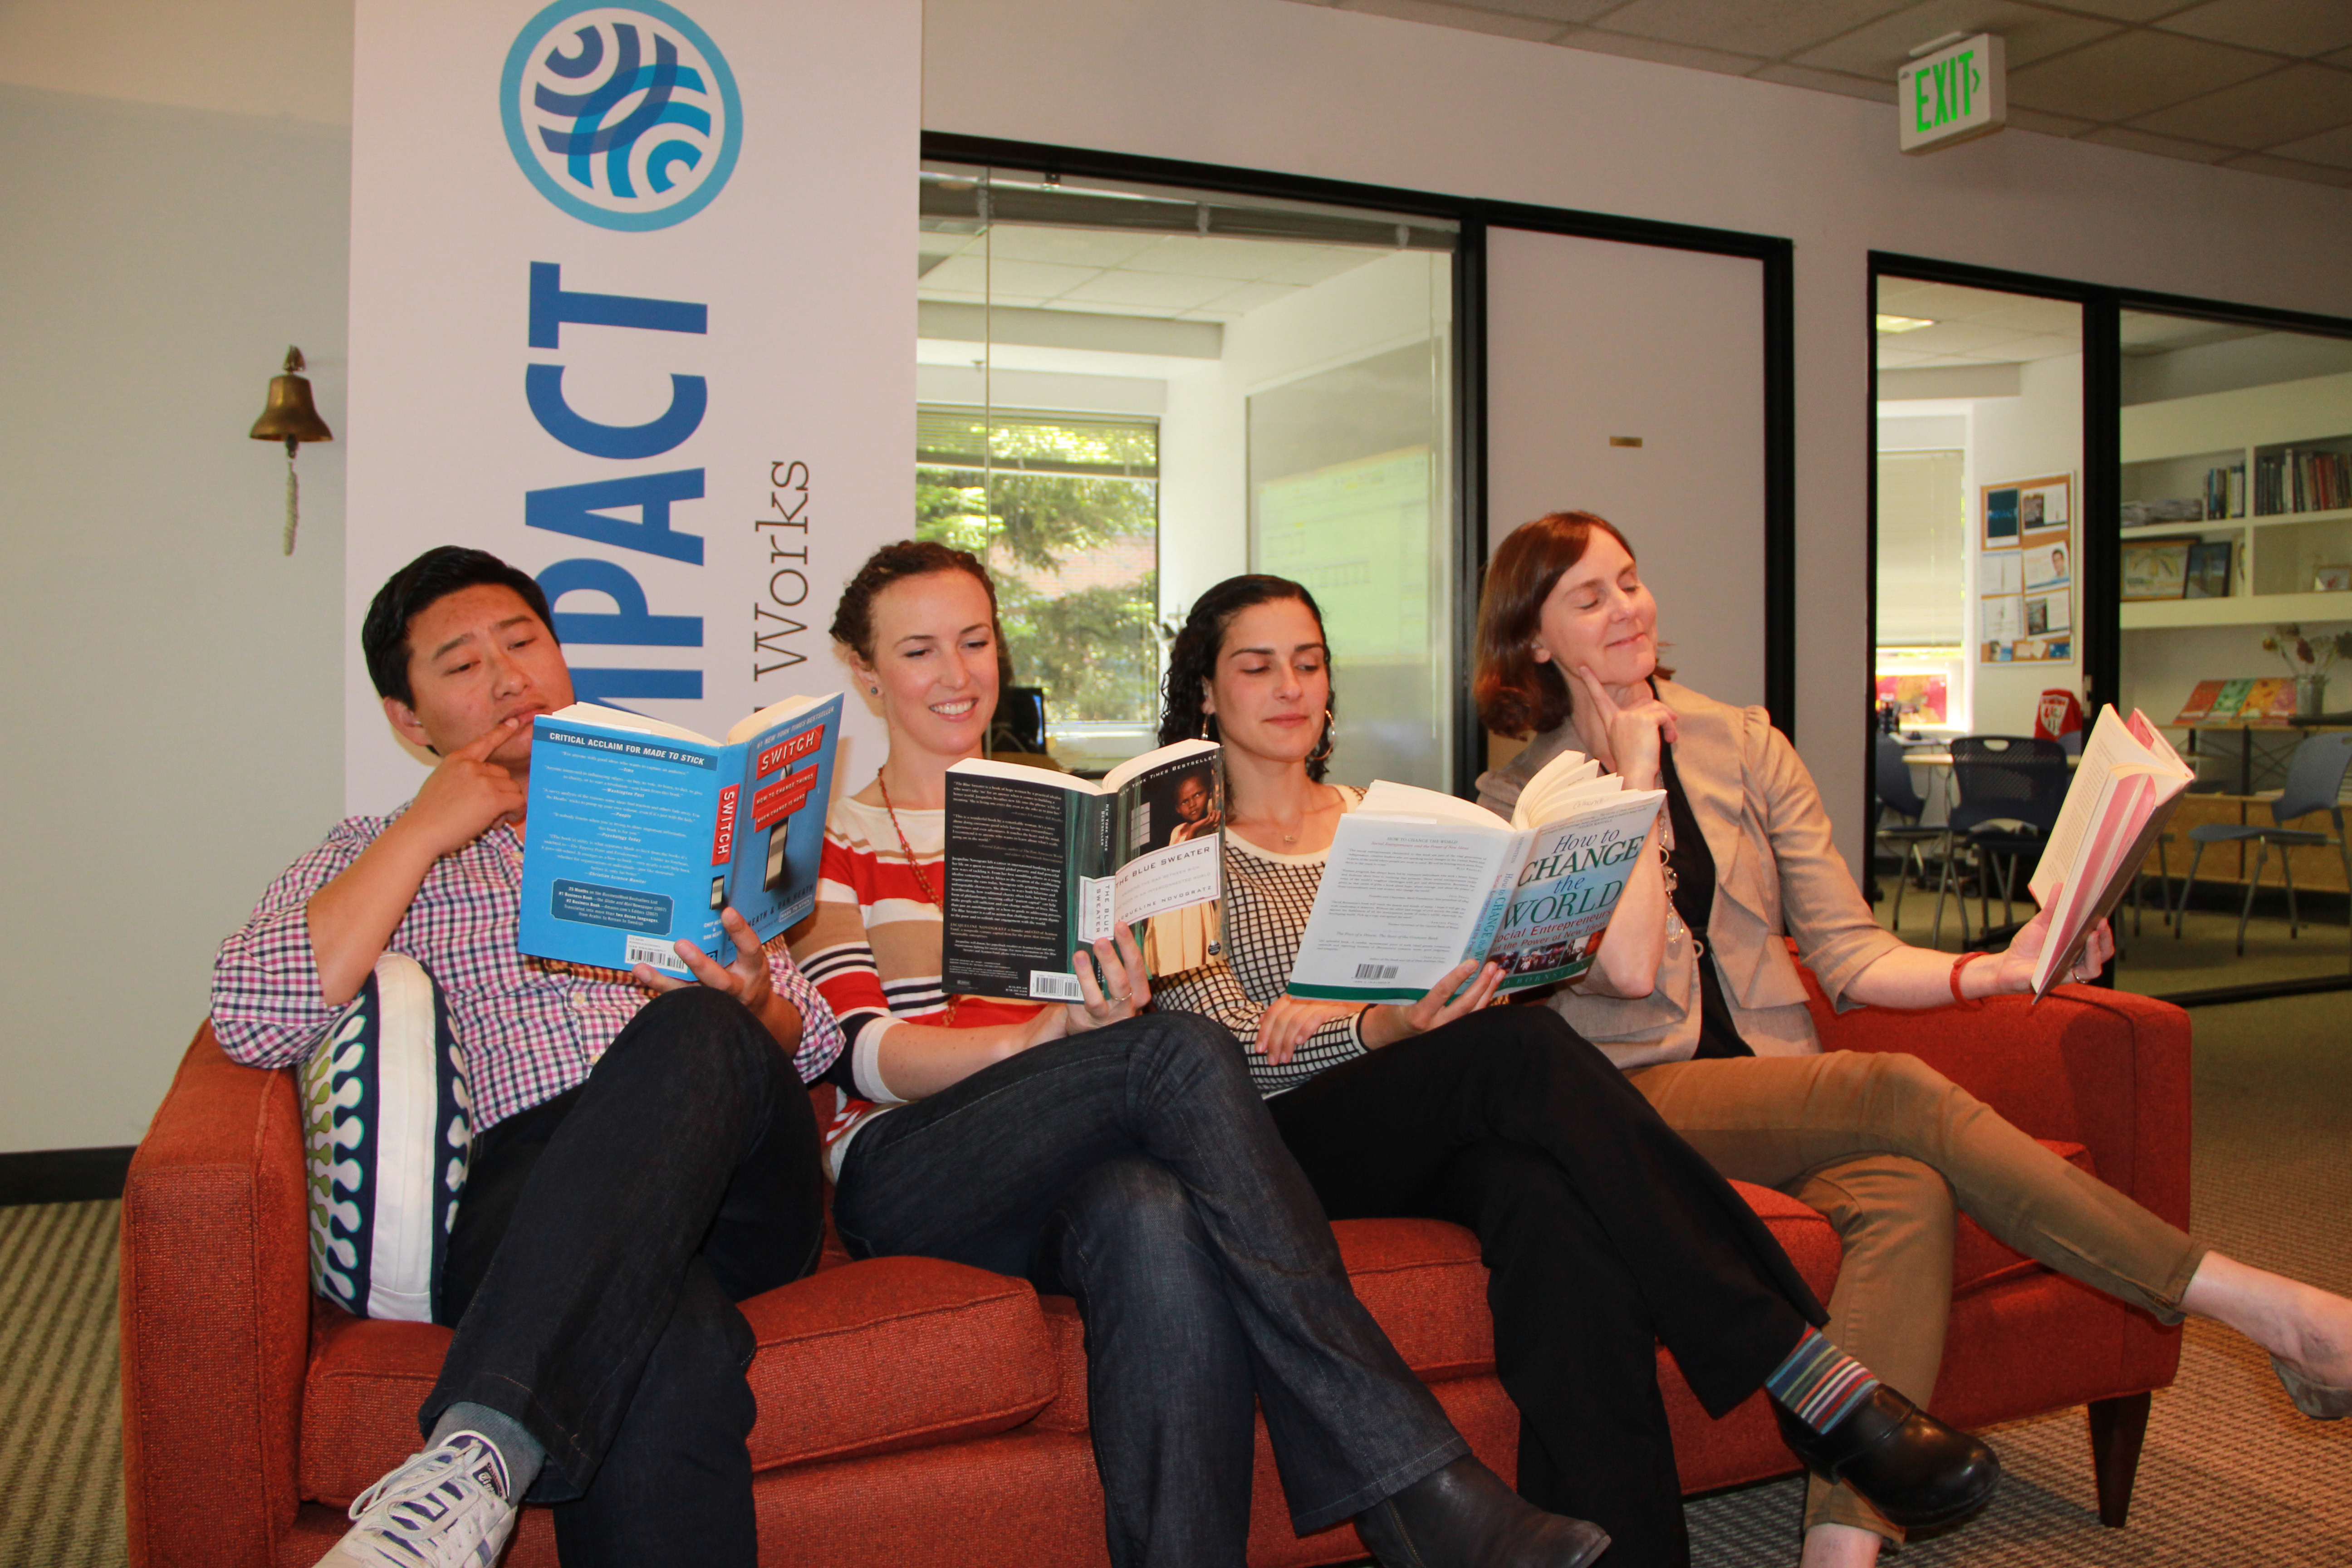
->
[300,954,472,1322]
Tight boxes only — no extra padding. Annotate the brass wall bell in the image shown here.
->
[250,346,333,555]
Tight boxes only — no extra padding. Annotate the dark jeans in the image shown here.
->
[1269,1005,1826,1568]
[429,987,825,1568]
[831,1011,1465,1568]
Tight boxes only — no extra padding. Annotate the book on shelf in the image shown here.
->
[2208,678,2254,721]
[940,740,1222,1003]
[2237,677,2299,724]
[1284,747,1665,1003]
[2119,497,2204,528]
[518,694,842,975]
[2201,463,2245,522]
[2254,446,2351,516]
[2172,680,2228,725]
[2024,707,2194,1000]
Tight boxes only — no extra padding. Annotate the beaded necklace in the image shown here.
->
[876,772,959,1028]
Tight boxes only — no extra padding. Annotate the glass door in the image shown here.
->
[917,162,1458,783]
[2112,311,2352,994]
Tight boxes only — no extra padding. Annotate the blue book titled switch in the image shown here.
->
[518,693,842,975]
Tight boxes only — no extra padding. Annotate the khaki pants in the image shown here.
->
[1628,1050,2204,1544]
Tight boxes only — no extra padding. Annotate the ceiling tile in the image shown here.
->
[2217,150,2352,186]
[1333,0,1568,40]
[981,226,1161,269]
[1748,62,1898,103]
[2082,125,2241,162]
[2048,0,2205,20]
[2157,0,2352,59]
[1456,0,1618,19]
[1975,298,2087,333]
[2259,119,2352,168]
[1253,249,1389,286]
[1580,0,1914,59]
[2129,63,2352,147]
[1118,236,1286,280]
[2007,28,2279,122]
[1882,319,2034,354]
[918,257,1105,299]
[1196,281,1308,314]
[1061,271,1240,310]
[2004,106,2099,136]
[1556,27,1770,74]
[1793,1,2120,76]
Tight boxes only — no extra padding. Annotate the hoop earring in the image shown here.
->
[1307,708,1335,765]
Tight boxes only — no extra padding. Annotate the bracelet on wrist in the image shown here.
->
[1949,950,1990,1009]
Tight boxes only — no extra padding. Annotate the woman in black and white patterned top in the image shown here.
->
[1152,576,2002,1568]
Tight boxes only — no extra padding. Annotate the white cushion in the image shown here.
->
[300,954,472,1321]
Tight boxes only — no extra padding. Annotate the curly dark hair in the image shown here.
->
[830,538,1001,663]
[1157,574,1334,783]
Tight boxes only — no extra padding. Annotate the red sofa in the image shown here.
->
[121,970,2189,1568]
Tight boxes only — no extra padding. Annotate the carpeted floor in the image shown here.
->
[2,993,2345,1566]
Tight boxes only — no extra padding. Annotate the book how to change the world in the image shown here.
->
[1286,748,1666,1003]
[518,693,842,976]
[941,739,1223,1002]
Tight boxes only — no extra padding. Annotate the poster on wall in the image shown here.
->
[344,0,917,815]
[1979,473,2073,665]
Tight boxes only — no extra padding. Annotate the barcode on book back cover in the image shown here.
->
[1354,963,1400,980]
[626,934,689,973]
[1030,970,1084,1001]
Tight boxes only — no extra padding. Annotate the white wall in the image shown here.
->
[1966,355,2085,737]
[923,0,2352,873]
[0,20,353,1152]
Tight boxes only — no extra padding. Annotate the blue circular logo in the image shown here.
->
[501,0,742,232]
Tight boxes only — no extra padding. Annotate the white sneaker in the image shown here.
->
[318,1431,519,1568]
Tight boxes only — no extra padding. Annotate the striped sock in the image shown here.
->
[1764,1327,1880,1433]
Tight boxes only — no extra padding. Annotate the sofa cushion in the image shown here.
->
[300,1256,1056,1504]
[300,955,470,1323]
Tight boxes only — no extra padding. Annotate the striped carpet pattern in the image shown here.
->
[0,1200,124,1568]
[0,991,2344,1564]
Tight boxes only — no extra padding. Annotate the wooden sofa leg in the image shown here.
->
[2087,1392,2153,1527]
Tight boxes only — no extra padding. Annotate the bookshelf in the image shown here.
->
[2119,369,2352,630]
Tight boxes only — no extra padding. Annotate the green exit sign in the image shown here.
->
[1898,34,2006,155]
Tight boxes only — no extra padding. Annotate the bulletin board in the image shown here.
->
[1979,473,2073,665]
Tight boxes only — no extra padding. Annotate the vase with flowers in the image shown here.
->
[2260,624,2352,718]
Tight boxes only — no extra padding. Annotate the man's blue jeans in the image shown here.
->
[426,987,825,1568]
[832,1011,1466,1568]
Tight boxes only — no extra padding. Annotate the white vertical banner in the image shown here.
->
[345,0,914,814]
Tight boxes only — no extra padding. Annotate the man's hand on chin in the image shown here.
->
[402,714,531,857]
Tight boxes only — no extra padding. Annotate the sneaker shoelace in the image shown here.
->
[342,1433,515,1568]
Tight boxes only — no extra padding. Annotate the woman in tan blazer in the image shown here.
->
[1473,510,2352,1568]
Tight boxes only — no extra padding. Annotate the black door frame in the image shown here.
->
[1868,250,2352,1006]
[925,133,1799,795]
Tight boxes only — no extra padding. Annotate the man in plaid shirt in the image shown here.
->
[212,546,843,1568]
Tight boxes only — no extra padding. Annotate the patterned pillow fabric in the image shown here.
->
[301,954,472,1322]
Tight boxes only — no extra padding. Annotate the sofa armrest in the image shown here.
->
[121,1027,312,1568]
[1796,960,2190,1230]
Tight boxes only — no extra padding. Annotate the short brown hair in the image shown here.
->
[830,539,1000,662]
[1473,510,1649,740]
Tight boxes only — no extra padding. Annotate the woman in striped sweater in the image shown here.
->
[788,540,1615,1568]
[1151,573,2004,1568]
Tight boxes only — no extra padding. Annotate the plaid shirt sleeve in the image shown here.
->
[210,817,382,1069]
[764,941,844,1085]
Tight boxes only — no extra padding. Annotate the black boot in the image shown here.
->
[1774,1385,2000,1530]
[1353,1455,1611,1568]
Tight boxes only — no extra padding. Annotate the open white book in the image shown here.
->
[1286,748,1665,1003]
[2023,706,2195,998]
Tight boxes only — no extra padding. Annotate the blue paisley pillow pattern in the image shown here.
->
[301,954,472,1322]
